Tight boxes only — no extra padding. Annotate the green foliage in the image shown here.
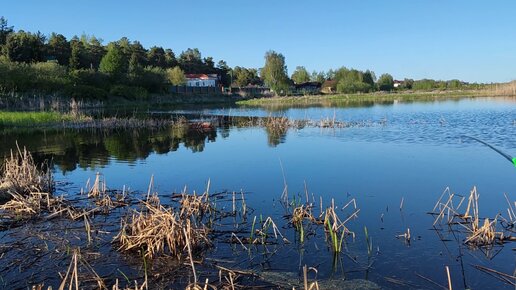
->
[0,60,70,93]
[232,66,259,87]
[64,84,108,100]
[362,70,376,87]
[99,43,127,77]
[217,60,231,87]
[147,46,167,68]
[69,69,110,89]
[310,71,326,83]
[400,78,414,90]
[47,33,70,65]
[83,35,106,69]
[337,80,372,93]
[128,52,143,79]
[291,66,310,84]
[0,17,14,46]
[0,111,77,127]
[447,79,463,89]
[377,73,394,91]
[178,48,214,74]
[68,39,82,70]
[3,30,45,63]
[261,50,289,95]
[412,79,438,90]
[333,67,374,93]
[165,49,177,68]
[166,66,186,85]
[135,66,167,93]
[109,85,148,99]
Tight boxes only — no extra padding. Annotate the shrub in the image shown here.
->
[109,85,148,100]
[69,69,110,90]
[63,84,108,100]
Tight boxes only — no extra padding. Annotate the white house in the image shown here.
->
[185,74,218,87]
[393,80,404,88]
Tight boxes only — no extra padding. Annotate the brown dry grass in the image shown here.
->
[114,196,210,259]
[0,145,52,198]
[432,186,506,248]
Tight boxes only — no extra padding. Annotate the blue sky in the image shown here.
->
[3,1,515,82]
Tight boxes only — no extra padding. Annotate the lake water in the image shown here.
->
[1,97,515,289]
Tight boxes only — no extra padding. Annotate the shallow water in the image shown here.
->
[1,96,515,289]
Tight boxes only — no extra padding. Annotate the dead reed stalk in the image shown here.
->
[114,197,210,259]
[0,145,52,199]
[431,186,507,248]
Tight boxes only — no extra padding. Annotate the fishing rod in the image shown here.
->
[461,135,516,167]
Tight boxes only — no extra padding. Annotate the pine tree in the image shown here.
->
[69,42,81,70]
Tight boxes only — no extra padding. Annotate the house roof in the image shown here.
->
[321,80,337,88]
[185,74,218,80]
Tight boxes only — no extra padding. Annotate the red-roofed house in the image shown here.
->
[185,74,218,87]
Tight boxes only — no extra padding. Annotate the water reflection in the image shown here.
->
[0,126,218,173]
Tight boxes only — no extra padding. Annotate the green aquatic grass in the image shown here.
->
[236,90,487,106]
[0,111,78,127]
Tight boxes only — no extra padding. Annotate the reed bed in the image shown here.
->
[0,145,52,198]
[114,197,210,259]
[179,191,212,219]
[430,187,512,248]
[62,117,185,130]
[4,146,514,289]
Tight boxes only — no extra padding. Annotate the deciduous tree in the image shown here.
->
[260,50,289,94]
[167,66,186,85]
[377,73,394,91]
[291,66,310,84]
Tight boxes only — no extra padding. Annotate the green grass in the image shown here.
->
[0,111,79,127]
[236,89,488,107]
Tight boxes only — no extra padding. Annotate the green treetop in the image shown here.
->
[291,66,310,84]
[167,66,186,85]
[99,43,127,77]
[261,50,289,95]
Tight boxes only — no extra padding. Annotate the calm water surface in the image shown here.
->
[1,97,515,289]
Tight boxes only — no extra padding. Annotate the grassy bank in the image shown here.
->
[236,90,488,106]
[0,111,82,127]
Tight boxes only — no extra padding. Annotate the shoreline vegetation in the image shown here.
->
[0,16,515,112]
[1,147,515,288]
[236,89,491,106]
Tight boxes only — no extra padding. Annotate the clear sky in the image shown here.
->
[3,1,515,83]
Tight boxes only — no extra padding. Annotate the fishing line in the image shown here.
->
[461,135,516,167]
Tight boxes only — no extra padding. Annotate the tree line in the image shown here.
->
[0,17,485,99]
[260,52,485,95]
[0,17,232,99]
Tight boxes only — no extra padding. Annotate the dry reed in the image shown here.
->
[114,197,210,259]
[0,145,52,199]
[431,186,508,248]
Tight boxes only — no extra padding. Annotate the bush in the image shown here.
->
[134,66,167,93]
[0,60,70,93]
[337,80,372,94]
[109,85,148,100]
[63,84,108,100]
[69,69,110,90]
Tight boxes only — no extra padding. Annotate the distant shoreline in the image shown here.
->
[235,89,505,106]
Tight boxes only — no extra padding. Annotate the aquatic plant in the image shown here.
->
[431,186,512,249]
